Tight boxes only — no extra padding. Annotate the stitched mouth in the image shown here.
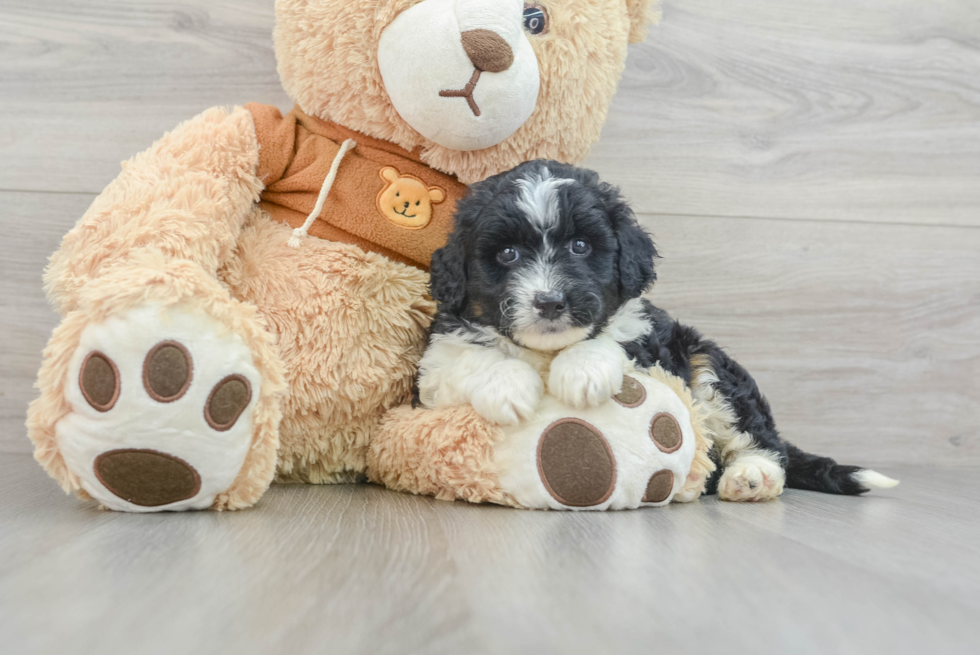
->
[393,207,418,218]
[439,69,482,117]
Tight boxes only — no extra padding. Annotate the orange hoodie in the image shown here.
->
[246,103,468,270]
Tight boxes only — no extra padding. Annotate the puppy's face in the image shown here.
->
[430,161,657,351]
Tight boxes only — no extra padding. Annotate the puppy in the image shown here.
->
[419,160,898,501]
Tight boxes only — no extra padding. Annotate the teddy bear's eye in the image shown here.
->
[396,192,400,197]
[523,4,548,36]
[416,201,420,206]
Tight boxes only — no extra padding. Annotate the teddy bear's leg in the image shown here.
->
[28,106,287,510]
[28,253,286,511]
[221,215,437,484]
[368,367,714,511]
[367,404,522,507]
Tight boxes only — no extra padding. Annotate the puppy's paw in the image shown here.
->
[718,453,785,502]
[548,339,625,409]
[469,359,543,426]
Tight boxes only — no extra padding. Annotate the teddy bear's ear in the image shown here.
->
[428,187,446,204]
[380,166,400,183]
[626,0,662,44]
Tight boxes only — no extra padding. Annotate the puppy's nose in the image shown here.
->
[534,291,566,320]
[460,29,514,73]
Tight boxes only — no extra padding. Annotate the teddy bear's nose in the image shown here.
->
[460,29,514,73]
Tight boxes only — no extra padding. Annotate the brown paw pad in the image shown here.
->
[537,419,617,507]
[643,469,674,504]
[94,449,201,507]
[205,374,252,432]
[80,351,120,412]
[143,341,193,403]
[613,375,646,408]
[650,412,682,453]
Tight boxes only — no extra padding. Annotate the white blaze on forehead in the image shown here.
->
[514,167,573,237]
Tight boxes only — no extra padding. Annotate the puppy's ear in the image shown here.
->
[607,193,658,300]
[429,232,467,313]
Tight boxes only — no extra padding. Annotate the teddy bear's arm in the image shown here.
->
[44,106,264,314]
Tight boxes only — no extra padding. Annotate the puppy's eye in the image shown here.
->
[497,247,520,265]
[569,239,591,256]
[523,4,548,36]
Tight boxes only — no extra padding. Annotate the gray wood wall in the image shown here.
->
[1,0,977,467]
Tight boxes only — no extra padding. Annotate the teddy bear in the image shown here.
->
[27,0,713,512]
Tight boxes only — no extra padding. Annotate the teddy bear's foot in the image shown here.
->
[718,453,785,502]
[30,256,285,512]
[495,374,705,510]
[370,370,713,511]
[55,302,266,511]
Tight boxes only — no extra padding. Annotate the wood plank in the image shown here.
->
[2,0,979,227]
[640,211,980,468]
[2,192,978,466]
[1,454,978,655]
[586,0,980,225]
[0,0,291,194]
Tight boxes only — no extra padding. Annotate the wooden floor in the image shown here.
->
[1,1,979,652]
[0,454,977,655]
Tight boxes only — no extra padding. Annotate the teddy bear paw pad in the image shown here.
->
[536,418,616,507]
[57,303,260,512]
[650,412,683,453]
[642,469,674,504]
[494,373,697,510]
[94,449,201,507]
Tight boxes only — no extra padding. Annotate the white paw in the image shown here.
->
[57,303,261,512]
[718,454,785,502]
[547,338,625,409]
[468,359,543,426]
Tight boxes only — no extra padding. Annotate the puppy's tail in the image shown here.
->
[784,443,899,495]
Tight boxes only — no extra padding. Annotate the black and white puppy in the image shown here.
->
[419,160,897,501]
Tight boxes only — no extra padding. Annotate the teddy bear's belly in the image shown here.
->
[221,210,436,480]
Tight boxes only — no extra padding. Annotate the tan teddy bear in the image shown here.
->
[27,0,714,512]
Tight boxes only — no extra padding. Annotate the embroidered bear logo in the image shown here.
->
[376,166,446,229]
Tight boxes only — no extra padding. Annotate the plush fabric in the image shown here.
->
[247,103,468,269]
[29,251,287,511]
[368,366,714,510]
[276,0,661,183]
[220,211,435,484]
[376,0,540,152]
[27,0,679,512]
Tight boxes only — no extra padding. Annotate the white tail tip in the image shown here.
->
[853,469,900,490]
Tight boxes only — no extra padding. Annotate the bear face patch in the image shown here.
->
[376,166,447,230]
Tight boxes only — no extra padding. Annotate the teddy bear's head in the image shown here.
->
[275,0,659,184]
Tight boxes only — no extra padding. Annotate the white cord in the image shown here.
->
[287,138,357,248]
